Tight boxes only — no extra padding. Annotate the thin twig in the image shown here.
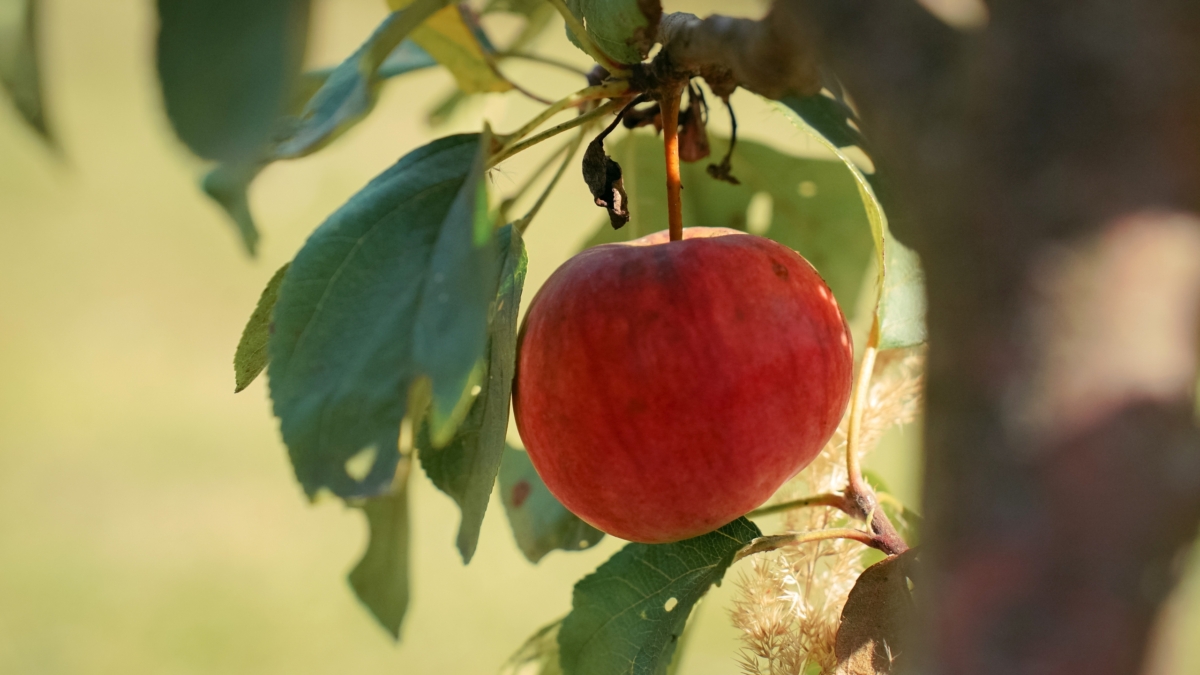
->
[513,128,588,234]
[497,51,591,78]
[746,493,853,519]
[735,528,879,562]
[496,81,628,152]
[490,99,620,167]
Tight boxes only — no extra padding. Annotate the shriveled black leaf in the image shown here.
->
[582,136,629,229]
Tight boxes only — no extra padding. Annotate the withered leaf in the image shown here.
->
[835,549,919,675]
[582,136,630,229]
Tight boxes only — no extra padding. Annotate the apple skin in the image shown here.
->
[512,227,854,543]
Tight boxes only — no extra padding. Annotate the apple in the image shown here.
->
[512,227,854,543]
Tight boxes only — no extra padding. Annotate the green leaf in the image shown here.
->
[202,30,440,256]
[275,2,448,159]
[267,132,497,499]
[580,132,874,312]
[233,263,289,393]
[156,0,310,163]
[348,462,412,639]
[0,0,52,143]
[558,518,761,675]
[498,445,604,563]
[775,96,928,350]
[502,619,565,675]
[877,237,927,350]
[564,0,660,65]
[418,225,528,563]
[203,161,264,256]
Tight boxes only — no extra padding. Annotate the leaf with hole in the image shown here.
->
[156,0,310,163]
[499,445,604,563]
[349,461,413,639]
[267,132,497,499]
[0,0,52,144]
[418,225,529,563]
[233,263,289,392]
[579,132,874,311]
[563,0,661,66]
[558,517,760,675]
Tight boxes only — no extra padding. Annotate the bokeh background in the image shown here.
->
[0,0,1196,673]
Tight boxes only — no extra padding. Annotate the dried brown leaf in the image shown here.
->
[834,550,918,675]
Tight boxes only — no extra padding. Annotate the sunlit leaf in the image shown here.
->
[268,133,497,499]
[388,0,512,94]
[233,263,289,392]
[349,461,413,639]
[558,518,761,675]
[156,0,310,163]
[563,0,660,66]
[834,550,918,675]
[580,133,874,311]
[498,445,604,563]
[0,0,52,143]
[419,225,528,563]
[776,96,928,350]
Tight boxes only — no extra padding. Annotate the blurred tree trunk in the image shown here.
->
[780,1,1200,673]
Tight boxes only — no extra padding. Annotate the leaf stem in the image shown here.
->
[735,528,879,561]
[845,318,880,495]
[514,129,588,234]
[746,493,853,519]
[544,0,629,74]
[661,83,685,241]
[496,81,628,151]
[490,99,620,167]
[496,51,591,78]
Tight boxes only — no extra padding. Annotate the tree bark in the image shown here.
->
[778,1,1200,674]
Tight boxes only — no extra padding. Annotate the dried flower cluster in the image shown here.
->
[731,348,924,675]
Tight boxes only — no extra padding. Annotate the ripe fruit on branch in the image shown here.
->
[513,227,854,543]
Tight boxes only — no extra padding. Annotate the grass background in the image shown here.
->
[0,0,1196,673]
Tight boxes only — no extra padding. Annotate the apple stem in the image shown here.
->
[661,82,686,242]
[845,318,880,496]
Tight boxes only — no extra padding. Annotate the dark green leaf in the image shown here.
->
[558,518,761,675]
[581,132,874,311]
[203,161,264,256]
[349,462,412,640]
[274,2,447,159]
[203,31,439,254]
[498,445,604,563]
[233,263,289,392]
[564,0,660,65]
[156,0,310,163]
[0,0,52,143]
[877,237,927,350]
[502,618,564,675]
[268,132,497,499]
[418,225,528,563]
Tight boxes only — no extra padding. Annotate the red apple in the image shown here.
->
[512,227,854,543]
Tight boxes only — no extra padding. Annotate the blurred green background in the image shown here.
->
[0,0,1196,673]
